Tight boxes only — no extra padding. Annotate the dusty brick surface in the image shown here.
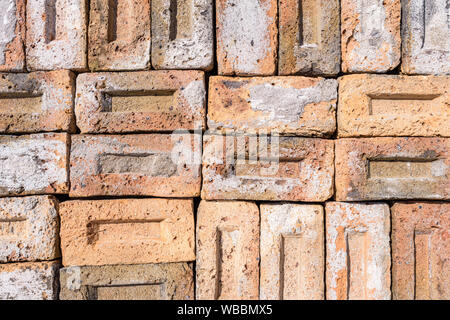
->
[0,133,69,196]
[216,0,277,76]
[0,261,60,300]
[60,198,195,266]
[75,71,205,133]
[260,203,324,300]
[26,0,88,71]
[0,71,75,133]
[0,196,60,263]
[202,134,334,201]
[341,0,401,73]
[335,138,449,201]
[338,75,450,137]
[278,0,340,76]
[60,263,194,300]
[152,0,214,70]
[392,202,449,300]
[326,202,391,300]
[69,134,201,197]
[0,0,25,71]
[196,200,259,300]
[208,76,337,136]
[88,0,151,71]
[402,0,450,75]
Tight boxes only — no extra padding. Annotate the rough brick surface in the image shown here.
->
[278,0,340,75]
[60,198,195,266]
[0,71,75,133]
[152,0,214,70]
[335,138,449,201]
[0,0,25,71]
[260,203,324,300]
[0,196,60,263]
[0,133,69,196]
[341,0,401,73]
[402,0,450,75]
[326,202,391,300]
[338,75,450,137]
[202,134,334,201]
[208,76,337,136]
[26,0,87,71]
[70,134,201,197]
[88,0,151,71]
[0,261,60,300]
[196,200,259,300]
[392,202,449,300]
[216,0,277,75]
[75,71,205,133]
[60,263,194,300]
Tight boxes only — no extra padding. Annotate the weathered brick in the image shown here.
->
[60,198,195,266]
[88,0,151,71]
[152,0,214,70]
[60,263,194,300]
[335,138,449,201]
[75,71,205,133]
[278,0,340,75]
[202,134,334,201]
[341,0,401,73]
[26,0,87,71]
[326,202,391,300]
[0,71,75,133]
[196,200,259,300]
[208,76,337,136]
[402,0,450,75]
[392,202,449,300]
[0,0,25,71]
[70,134,201,197]
[0,133,69,196]
[338,75,450,137]
[260,203,324,300]
[0,196,60,263]
[0,261,60,300]
[216,0,277,75]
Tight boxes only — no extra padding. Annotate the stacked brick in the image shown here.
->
[0,0,448,300]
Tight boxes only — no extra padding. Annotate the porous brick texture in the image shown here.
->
[1,0,449,301]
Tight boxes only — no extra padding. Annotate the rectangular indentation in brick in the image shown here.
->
[298,0,320,47]
[102,91,176,113]
[361,0,384,40]
[346,230,368,300]
[414,229,434,299]
[87,219,165,245]
[215,227,240,300]
[235,158,302,178]
[97,153,177,176]
[169,0,193,41]
[421,0,450,51]
[107,0,118,42]
[88,283,166,300]
[368,94,441,115]
[44,0,57,43]
[0,93,42,113]
[368,159,445,179]
[279,234,302,300]
[0,218,27,239]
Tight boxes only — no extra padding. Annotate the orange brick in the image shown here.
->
[208,76,337,136]
[0,71,75,133]
[326,202,391,300]
[0,0,25,72]
[392,202,449,300]
[335,138,449,201]
[196,200,259,300]
[60,198,195,266]
[260,203,324,300]
[70,134,201,197]
[75,71,205,133]
[216,0,277,75]
[88,0,151,71]
[338,75,450,137]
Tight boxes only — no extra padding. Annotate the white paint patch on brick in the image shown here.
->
[0,0,17,65]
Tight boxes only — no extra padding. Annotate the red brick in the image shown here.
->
[0,0,25,71]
